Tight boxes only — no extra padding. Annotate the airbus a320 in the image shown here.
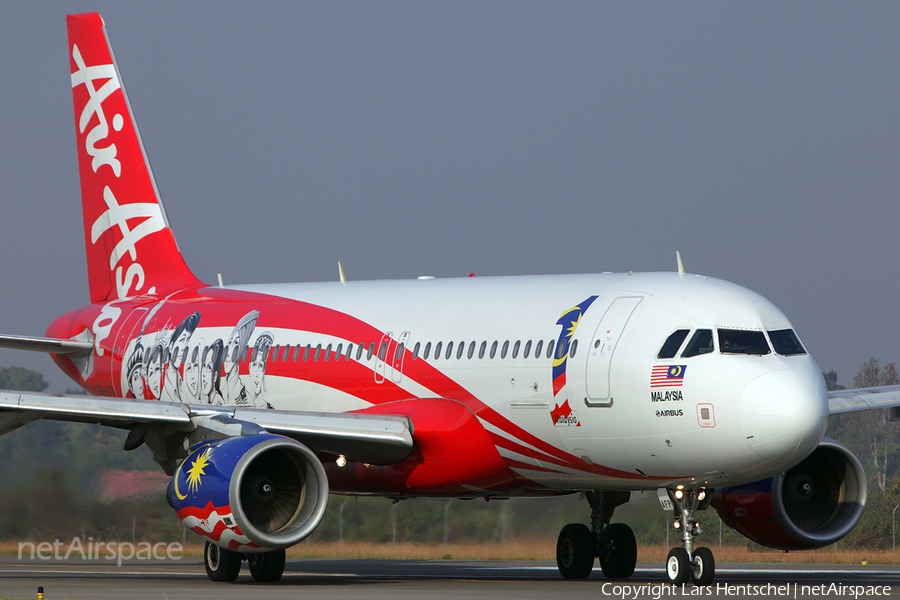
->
[0,12,895,586]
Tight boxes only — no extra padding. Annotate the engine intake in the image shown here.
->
[170,434,328,552]
[713,439,867,550]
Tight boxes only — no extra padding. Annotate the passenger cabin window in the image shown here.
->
[446,341,454,360]
[304,344,312,361]
[681,330,714,357]
[479,341,487,359]
[533,340,542,358]
[293,345,302,362]
[658,330,690,359]
[546,339,555,359]
[271,345,280,362]
[501,341,509,359]
[457,342,465,360]
[423,342,432,360]
[467,342,476,359]
[768,329,807,356]
[718,329,770,355]
[325,343,333,361]
[512,341,520,359]
[434,341,443,359]
[367,343,375,360]
[569,339,578,358]
[282,345,291,362]
[412,342,421,360]
[490,341,497,359]
[356,344,364,361]
[556,340,567,359]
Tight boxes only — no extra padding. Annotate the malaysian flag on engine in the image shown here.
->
[651,365,686,387]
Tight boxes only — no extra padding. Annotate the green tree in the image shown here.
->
[823,370,845,391]
[0,366,48,392]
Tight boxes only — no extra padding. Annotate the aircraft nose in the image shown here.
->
[738,369,827,466]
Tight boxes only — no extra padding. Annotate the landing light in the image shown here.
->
[674,489,683,500]
[673,521,681,529]
[698,490,706,501]
[336,455,347,468]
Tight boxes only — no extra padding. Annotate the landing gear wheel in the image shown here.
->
[204,541,242,582]
[691,547,715,586]
[248,549,286,582]
[600,523,637,579]
[556,523,595,579]
[666,547,691,585]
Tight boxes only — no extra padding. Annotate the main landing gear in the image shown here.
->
[665,487,715,586]
[556,491,637,580]
[204,541,286,582]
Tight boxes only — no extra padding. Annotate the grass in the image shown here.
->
[3,539,899,565]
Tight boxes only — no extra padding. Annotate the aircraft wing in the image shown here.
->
[0,390,413,465]
[828,385,900,416]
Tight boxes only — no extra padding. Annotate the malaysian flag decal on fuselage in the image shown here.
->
[651,365,686,388]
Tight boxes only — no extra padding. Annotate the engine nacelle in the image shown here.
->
[169,434,328,552]
[713,439,867,550]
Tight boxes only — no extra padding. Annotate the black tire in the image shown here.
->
[691,546,715,586]
[600,523,637,579]
[248,549,286,583]
[665,547,690,585]
[204,541,242,582]
[556,523,595,579]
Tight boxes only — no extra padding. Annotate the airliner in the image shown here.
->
[0,12,896,586]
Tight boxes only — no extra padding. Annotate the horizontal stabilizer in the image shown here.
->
[0,334,93,355]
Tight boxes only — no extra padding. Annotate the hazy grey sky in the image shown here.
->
[1,3,898,392]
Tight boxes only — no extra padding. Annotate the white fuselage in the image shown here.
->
[213,271,829,491]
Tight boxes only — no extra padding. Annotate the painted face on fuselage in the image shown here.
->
[184,344,201,398]
[129,369,144,399]
[171,330,191,370]
[201,353,214,398]
[147,352,163,398]
[224,332,240,374]
[250,354,265,395]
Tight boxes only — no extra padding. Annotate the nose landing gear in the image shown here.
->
[556,490,637,580]
[665,487,715,586]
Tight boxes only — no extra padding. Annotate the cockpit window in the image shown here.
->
[768,329,807,356]
[681,329,714,357]
[658,329,690,359]
[718,329,770,355]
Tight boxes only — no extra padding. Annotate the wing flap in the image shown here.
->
[0,391,191,426]
[0,390,414,465]
[232,408,413,464]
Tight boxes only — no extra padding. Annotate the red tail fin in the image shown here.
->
[67,13,201,303]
